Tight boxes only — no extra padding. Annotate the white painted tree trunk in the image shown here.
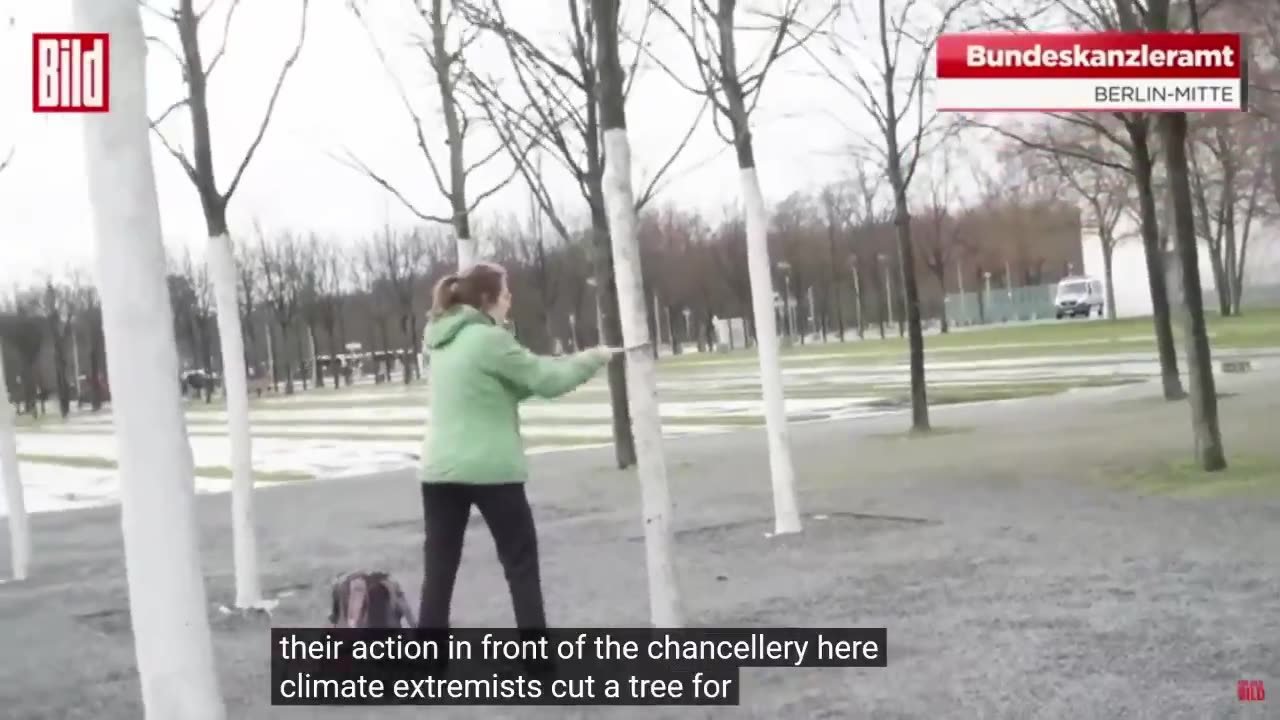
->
[75,0,226,714]
[205,234,262,609]
[739,168,802,535]
[0,340,30,581]
[457,236,476,270]
[601,129,683,627]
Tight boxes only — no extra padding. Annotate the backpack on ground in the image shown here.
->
[329,571,415,628]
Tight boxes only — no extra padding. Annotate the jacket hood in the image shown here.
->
[424,304,493,350]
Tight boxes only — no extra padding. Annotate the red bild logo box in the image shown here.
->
[32,32,110,113]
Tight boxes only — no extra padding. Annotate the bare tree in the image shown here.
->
[79,0,225,712]
[310,240,348,389]
[1188,113,1273,315]
[1016,141,1129,320]
[0,131,28,578]
[803,0,969,430]
[356,238,399,382]
[0,325,27,581]
[647,0,831,533]
[1146,0,1226,471]
[592,0,682,627]
[365,226,431,384]
[463,0,703,469]
[175,249,218,399]
[341,0,520,268]
[41,279,75,418]
[918,149,971,331]
[818,182,853,340]
[965,0,1185,401]
[73,285,108,411]
[146,0,309,610]
[258,229,304,395]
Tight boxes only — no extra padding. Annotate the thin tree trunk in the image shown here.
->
[1161,112,1226,471]
[1129,125,1185,400]
[595,0,682,626]
[889,184,929,430]
[732,128,801,534]
[205,232,261,607]
[0,340,30,581]
[1101,240,1118,320]
[76,0,226,713]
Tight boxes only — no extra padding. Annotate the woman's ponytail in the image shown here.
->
[428,262,507,318]
[431,274,461,317]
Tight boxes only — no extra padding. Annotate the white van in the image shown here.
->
[1054,276,1106,319]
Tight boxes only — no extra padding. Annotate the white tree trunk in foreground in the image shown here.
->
[601,129,683,627]
[740,168,802,535]
[205,234,262,608]
[0,340,30,581]
[75,0,226,715]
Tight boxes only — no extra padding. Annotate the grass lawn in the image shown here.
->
[668,307,1280,368]
[1099,453,1280,498]
[15,453,312,481]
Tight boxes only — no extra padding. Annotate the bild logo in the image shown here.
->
[1238,680,1265,702]
[32,33,109,112]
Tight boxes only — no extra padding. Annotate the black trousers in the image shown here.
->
[417,482,547,630]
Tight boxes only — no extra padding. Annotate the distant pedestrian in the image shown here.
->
[417,261,614,649]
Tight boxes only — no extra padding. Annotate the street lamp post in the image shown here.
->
[956,259,967,325]
[777,261,793,343]
[585,277,601,345]
[848,255,864,339]
[568,312,578,351]
[878,253,893,328]
[1005,261,1014,321]
[983,271,993,324]
[806,285,815,344]
[682,307,693,351]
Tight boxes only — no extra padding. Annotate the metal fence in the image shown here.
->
[943,283,1059,326]
[1203,283,1280,311]
[941,280,1280,327]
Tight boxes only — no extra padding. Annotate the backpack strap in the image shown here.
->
[383,576,416,628]
[328,575,349,627]
[345,575,369,627]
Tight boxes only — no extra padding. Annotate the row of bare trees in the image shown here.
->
[970,0,1280,473]
[3,170,1079,415]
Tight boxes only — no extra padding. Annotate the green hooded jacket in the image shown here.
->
[420,304,608,484]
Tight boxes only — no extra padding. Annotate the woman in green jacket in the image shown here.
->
[418,261,613,635]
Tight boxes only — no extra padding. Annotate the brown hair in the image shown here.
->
[431,261,507,318]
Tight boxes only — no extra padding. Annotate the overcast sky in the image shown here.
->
[2,0,948,288]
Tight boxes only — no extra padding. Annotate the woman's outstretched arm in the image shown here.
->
[478,327,611,399]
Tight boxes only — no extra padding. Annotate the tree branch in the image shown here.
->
[221,0,309,204]
[329,149,453,224]
[202,0,243,79]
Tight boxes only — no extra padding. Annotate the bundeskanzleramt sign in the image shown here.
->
[935,32,1246,113]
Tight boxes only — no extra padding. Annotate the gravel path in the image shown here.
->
[2,366,1278,719]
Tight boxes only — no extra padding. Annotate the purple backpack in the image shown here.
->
[328,571,415,628]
